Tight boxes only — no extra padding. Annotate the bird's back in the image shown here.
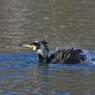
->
[48,48,85,64]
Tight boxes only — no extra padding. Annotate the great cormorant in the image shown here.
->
[23,40,86,64]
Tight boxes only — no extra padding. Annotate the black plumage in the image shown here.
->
[23,40,86,64]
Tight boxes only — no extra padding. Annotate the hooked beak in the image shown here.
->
[22,44,37,51]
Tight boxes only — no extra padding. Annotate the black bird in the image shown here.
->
[23,40,86,64]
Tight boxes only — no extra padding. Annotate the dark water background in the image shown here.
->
[0,0,95,51]
[0,0,95,95]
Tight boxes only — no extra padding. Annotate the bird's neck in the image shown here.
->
[38,54,49,64]
[37,49,49,64]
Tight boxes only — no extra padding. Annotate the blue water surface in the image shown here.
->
[0,52,95,95]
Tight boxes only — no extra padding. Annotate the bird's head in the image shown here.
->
[22,40,49,55]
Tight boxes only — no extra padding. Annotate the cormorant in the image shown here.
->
[23,40,86,64]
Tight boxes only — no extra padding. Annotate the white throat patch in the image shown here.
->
[37,49,44,55]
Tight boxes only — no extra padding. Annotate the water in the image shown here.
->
[0,0,95,95]
[0,0,95,51]
[0,52,95,95]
